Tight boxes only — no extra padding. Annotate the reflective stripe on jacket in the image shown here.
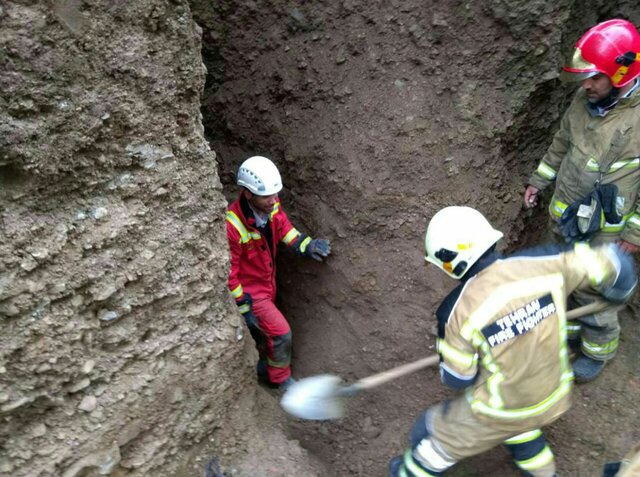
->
[226,195,301,302]
[437,244,620,428]
[528,86,640,244]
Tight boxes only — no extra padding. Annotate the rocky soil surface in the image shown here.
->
[1,1,322,476]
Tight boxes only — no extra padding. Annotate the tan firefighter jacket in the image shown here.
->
[437,244,624,429]
[528,85,640,245]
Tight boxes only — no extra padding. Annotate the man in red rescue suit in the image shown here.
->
[226,156,331,391]
[523,19,640,382]
[389,206,636,477]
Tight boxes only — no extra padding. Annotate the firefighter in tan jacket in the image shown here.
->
[389,206,636,477]
[524,19,640,382]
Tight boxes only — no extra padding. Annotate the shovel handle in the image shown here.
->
[349,354,440,392]
[346,301,617,394]
[565,300,620,320]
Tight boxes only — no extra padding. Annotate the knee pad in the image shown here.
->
[271,332,292,365]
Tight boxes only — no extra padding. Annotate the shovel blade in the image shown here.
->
[280,374,346,420]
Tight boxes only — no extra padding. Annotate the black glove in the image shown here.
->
[598,183,621,225]
[559,190,602,243]
[237,293,258,329]
[306,238,331,261]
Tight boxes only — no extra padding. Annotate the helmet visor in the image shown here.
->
[559,69,599,83]
[560,47,600,82]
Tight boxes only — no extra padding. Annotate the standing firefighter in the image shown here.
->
[523,19,640,382]
[389,206,636,477]
[226,156,331,391]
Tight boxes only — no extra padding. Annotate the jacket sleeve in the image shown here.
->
[226,221,245,302]
[437,304,479,390]
[528,99,574,191]
[567,243,637,302]
[273,203,313,254]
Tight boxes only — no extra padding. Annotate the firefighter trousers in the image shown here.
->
[547,222,621,361]
[390,397,557,477]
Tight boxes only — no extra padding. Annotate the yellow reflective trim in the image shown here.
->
[298,236,312,253]
[609,158,640,171]
[536,161,557,180]
[403,451,437,477]
[573,243,606,286]
[549,196,567,218]
[282,228,300,245]
[471,372,573,419]
[517,445,554,471]
[473,333,499,373]
[487,371,505,409]
[437,339,478,370]
[585,157,600,171]
[226,211,250,243]
[227,211,263,242]
[603,211,633,232]
[566,323,581,336]
[504,429,543,445]
[471,329,503,404]
[230,284,243,299]
[238,303,250,314]
[269,202,281,218]
[627,214,640,229]
[582,336,618,358]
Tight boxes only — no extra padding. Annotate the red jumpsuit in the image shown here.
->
[226,194,308,384]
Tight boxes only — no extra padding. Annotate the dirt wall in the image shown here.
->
[0,1,317,476]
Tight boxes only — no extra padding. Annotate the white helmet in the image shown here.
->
[425,206,503,279]
[236,156,283,196]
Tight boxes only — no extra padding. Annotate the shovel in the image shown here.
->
[280,300,620,420]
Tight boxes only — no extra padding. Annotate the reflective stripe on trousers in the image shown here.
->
[569,294,620,361]
[504,429,556,477]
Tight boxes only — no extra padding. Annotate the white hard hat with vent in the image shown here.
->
[237,156,283,196]
[425,206,503,279]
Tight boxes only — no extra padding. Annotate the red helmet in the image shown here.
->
[560,19,640,88]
